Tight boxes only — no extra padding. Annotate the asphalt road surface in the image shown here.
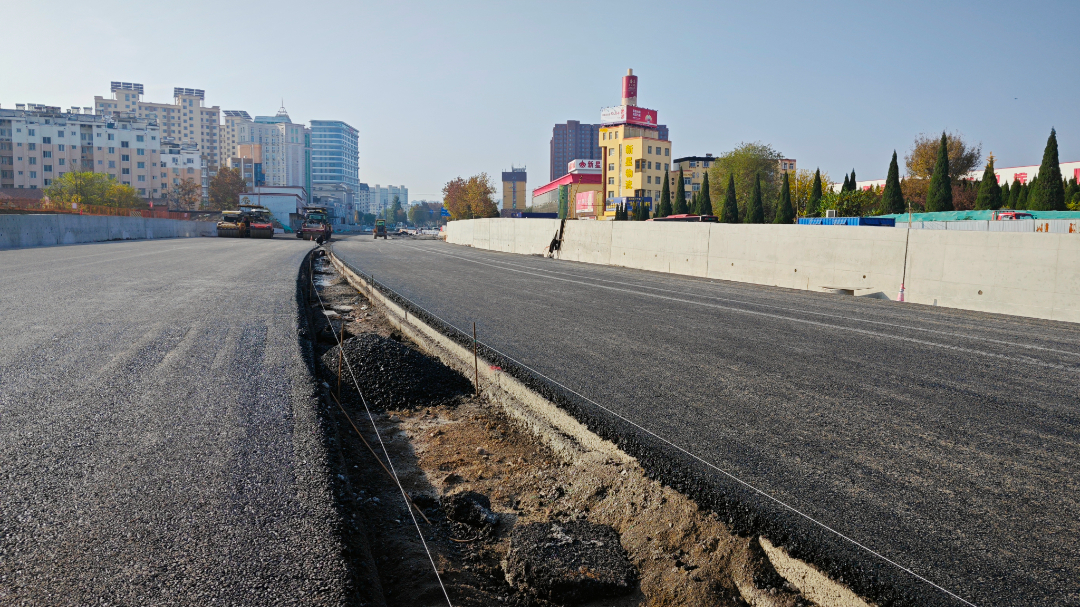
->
[332,236,1080,607]
[0,237,349,605]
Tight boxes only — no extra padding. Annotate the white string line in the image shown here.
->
[350,261,979,607]
[312,250,454,607]
[402,245,1074,372]
[433,246,1080,357]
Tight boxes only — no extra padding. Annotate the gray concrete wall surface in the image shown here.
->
[0,214,217,249]
[446,218,1080,323]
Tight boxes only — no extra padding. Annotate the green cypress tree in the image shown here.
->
[699,171,713,216]
[1065,178,1078,204]
[747,173,765,223]
[882,151,905,214]
[841,173,850,193]
[658,170,672,218]
[849,169,857,191]
[1031,128,1066,211]
[925,132,954,212]
[673,169,688,214]
[774,171,795,223]
[1000,181,1011,208]
[1008,180,1021,208]
[690,190,701,215]
[721,174,739,223]
[974,156,1002,210]
[1016,182,1030,209]
[806,169,823,217]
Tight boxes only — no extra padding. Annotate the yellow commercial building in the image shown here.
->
[597,69,671,218]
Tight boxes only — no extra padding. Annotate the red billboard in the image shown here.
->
[622,74,638,100]
[600,105,658,127]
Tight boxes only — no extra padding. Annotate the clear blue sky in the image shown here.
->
[4,0,1077,200]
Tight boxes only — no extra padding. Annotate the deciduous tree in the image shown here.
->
[208,167,245,211]
[167,179,202,210]
[44,171,118,207]
[708,142,784,221]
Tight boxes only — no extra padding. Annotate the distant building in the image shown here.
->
[550,120,602,182]
[502,166,527,211]
[362,184,408,215]
[844,160,1080,193]
[220,110,252,162]
[160,139,204,199]
[234,106,309,195]
[312,183,355,225]
[0,105,163,197]
[599,69,671,216]
[670,155,716,202]
[94,83,221,168]
[310,120,359,193]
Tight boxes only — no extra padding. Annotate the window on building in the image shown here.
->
[44,165,52,172]
[137,162,145,169]
[665,163,669,171]
[108,147,115,153]
[42,151,52,158]
[136,135,144,142]
[138,175,145,182]
[29,157,36,165]
[28,129,34,136]
[28,143,35,150]
[120,141,129,148]
[30,171,36,178]
[665,148,669,156]
[58,144,65,151]
[57,131,65,138]
[42,137,51,144]
[58,158,65,166]
[122,168,130,175]
[648,146,653,154]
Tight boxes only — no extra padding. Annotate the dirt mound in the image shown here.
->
[321,332,473,411]
[504,520,637,603]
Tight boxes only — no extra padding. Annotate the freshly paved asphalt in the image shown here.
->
[332,236,1080,607]
[0,237,350,605]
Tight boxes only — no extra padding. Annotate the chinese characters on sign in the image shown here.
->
[567,159,602,174]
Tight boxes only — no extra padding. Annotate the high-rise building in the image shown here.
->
[549,121,601,182]
[93,83,221,168]
[361,184,408,215]
[501,167,527,211]
[310,120,359,193]
[234,106,309,193]
[220,110,252,161]
[599,69,672,216]
[0,105,163,197]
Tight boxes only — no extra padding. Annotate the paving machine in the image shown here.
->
[240,204,275,239]
[216,210,248,237]
[217,205,275,238]
[374,218,387,239]
[297,206,333,242]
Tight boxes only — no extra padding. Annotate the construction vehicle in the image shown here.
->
[297,206,333,241]
[216,205,275,238]
[374,218,388,239]
[241,204,274,238]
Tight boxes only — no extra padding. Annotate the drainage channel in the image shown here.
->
[300,246,884,607]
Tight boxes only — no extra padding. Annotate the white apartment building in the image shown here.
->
[0,105,162,197]
[362,184,408,214]
[94,82,221,167]
[235,106,309,189]
[220,110,252,161]
[160,140,203,196]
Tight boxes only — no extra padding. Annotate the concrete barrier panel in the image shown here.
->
[0,214,213,250]
[560,221,612,265]
[609,222,710,276]
[905,230,1079,321]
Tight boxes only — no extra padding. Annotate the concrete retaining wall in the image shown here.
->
[0,214,217,249]
[445,218,1080,323]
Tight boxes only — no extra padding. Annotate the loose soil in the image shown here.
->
[302,251,863,607]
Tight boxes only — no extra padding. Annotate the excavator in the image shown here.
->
[216,205,275,238]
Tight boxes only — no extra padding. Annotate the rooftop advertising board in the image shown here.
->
[567,159,603,174]
[599,105,658,127]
